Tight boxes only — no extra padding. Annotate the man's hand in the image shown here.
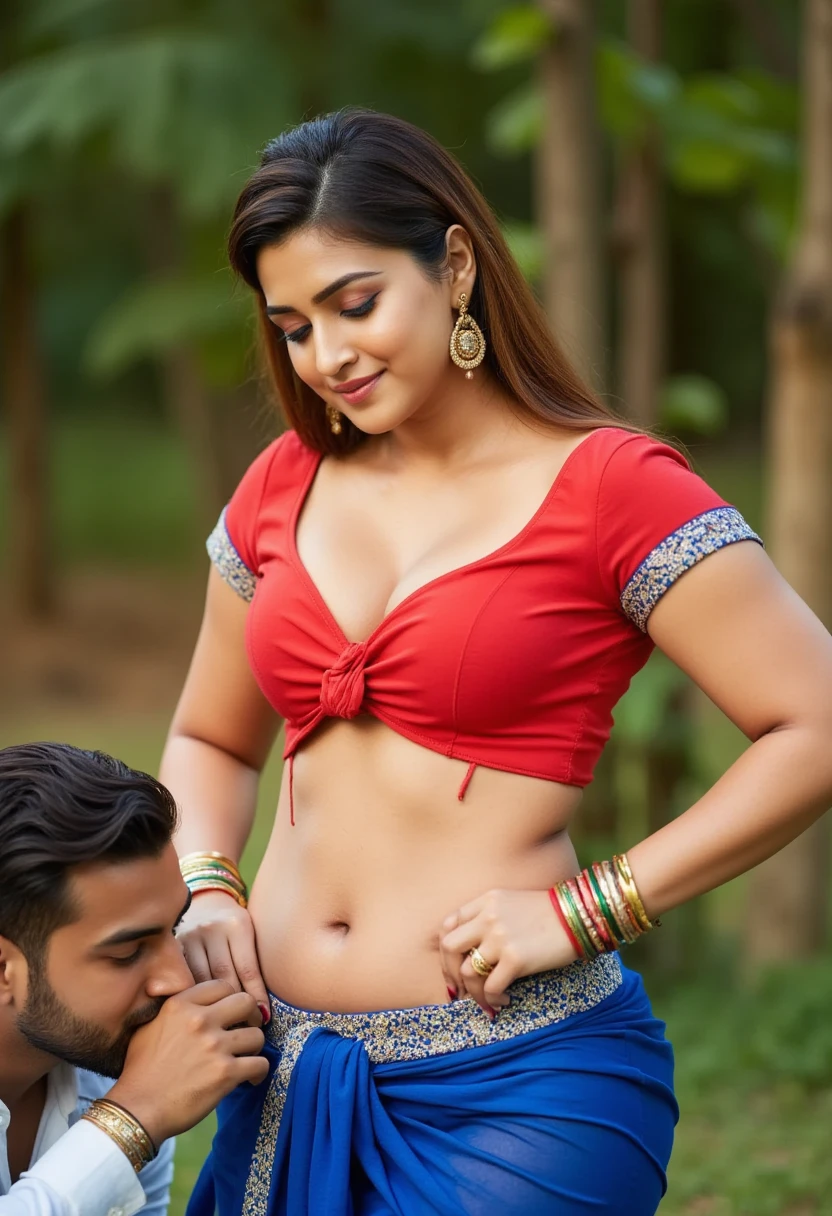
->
[107,980,269,1145]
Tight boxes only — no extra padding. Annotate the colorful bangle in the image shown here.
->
[564,878,606,957]
[613,853,653,933]
[548,886,586,958]
[186,878,248,908]
[180,852,248,907]
[591,860,637,943]
[589,864,628,946]
[576,870,616,952]
[556,881,598,958]
[82,1099,157,1173]
[180,856,245,904]
[180,852,245,880]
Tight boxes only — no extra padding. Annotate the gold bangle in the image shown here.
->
[564,878,606,956]
[81,1099,156,1173]
[613,854,653,933]
[180,852,248,906]
[596,860,640,944]
[591,863,635,945]
[179,851,244,882]
[185,878,248,908]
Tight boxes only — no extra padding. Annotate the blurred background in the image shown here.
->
[1,0,831,1211]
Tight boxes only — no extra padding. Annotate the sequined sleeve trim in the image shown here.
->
[621,506,763,632]
[206,507,256,603]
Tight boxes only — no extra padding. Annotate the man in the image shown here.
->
[0,742,269,1215]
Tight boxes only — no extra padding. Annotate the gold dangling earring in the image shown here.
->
[449,292,486,379]
[326,404,343,435]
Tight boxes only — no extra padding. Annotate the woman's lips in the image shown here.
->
[335,371,384,405]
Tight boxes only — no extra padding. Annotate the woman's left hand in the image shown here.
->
[440,888,581,1017]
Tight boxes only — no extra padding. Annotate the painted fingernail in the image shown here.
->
[258,1003,271,1025]
[485,1006,495,1020]
[446,986,458,1001]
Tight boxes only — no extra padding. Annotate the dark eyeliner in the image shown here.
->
[342,291,380,318]
[280,291,379,344]
[281,325,312,345]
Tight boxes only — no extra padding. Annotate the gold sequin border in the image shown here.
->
[620,506,762,632]
[206,507,256,604]
[242,954,622,1215]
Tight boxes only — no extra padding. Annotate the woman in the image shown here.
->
[166,109,832,1216]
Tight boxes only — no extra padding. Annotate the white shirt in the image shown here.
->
[0,1064,174,1216]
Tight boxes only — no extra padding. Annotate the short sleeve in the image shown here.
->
[206,437,283,603]
[596,434,763,631]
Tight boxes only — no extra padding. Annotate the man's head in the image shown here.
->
[0,743,193,1078]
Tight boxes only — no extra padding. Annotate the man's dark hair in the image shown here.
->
[0,742,178,962]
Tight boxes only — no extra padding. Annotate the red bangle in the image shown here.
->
[548,887,585,959]
[576,870,615,952]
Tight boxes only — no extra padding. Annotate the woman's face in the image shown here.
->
[256,226,475,435]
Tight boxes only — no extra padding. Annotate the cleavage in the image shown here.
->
[294,463,550,644]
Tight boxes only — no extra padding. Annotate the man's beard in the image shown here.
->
[16,964,165,1079]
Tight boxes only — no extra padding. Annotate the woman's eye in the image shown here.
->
[282,325,312,345]
[342,292,379,319]
[278,292,378,344]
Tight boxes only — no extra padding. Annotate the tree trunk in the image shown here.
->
[613,0,664,426]
[745,0,832,966]
[535,0,606,390]
[144,187,227,533]
[1,205,53,619]
[729,0,798,79]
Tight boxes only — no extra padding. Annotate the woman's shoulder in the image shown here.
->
[584,426,762,630]
[207,429,319,587]
[577,425,691,477]
[251,427,319,480]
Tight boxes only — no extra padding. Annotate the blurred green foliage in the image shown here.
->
[0,0,799,430]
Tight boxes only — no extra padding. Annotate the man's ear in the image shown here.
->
[0,935,29,1009]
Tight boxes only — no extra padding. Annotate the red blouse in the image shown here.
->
[208,427,760,797]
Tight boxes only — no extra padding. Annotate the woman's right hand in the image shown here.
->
[177,890,271,1024]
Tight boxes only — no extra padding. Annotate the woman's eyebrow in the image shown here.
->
[266,270,381,315]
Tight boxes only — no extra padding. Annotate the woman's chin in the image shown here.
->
[346,404,417,436]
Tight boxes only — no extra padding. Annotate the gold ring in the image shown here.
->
[468,947,494,977]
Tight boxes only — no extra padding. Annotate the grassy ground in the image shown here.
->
[2,420,831,1212]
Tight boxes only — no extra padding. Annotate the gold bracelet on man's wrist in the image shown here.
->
[81,1098,157,1173]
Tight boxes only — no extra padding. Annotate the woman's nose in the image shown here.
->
[313,326,357,378]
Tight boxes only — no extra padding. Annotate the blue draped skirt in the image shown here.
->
[187,955,677,1215]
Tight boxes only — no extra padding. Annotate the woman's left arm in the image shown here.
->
[623,538,832,912]
[441,540,832,1012]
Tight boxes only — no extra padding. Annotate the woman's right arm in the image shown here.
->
[160,566,281,1014]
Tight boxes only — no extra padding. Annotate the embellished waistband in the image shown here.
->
[241,955,622,1213]
[266,952,622,1062]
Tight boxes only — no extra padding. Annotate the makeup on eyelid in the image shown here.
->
[274,290,381,343]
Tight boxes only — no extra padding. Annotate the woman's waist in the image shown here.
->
[249,837,581,1011]
[263,954,624,1059]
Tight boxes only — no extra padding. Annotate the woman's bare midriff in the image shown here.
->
[247,716,583,1012]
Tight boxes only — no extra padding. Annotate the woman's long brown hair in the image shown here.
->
[228,107,621,455]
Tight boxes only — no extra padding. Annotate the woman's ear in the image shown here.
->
[445,225,477,304]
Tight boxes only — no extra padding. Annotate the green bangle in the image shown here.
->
[180,866,246,889]
[558,883,598,958]
[180,861,244,883]
[602,861,641,943]
[588,866,626,947]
